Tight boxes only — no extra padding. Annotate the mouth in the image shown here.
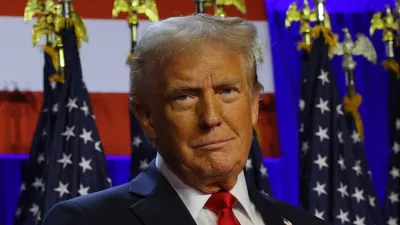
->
[193,138,234,150]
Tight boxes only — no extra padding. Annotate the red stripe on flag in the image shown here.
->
[2,0,267,21]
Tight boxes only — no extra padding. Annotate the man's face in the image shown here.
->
[136,42,259,190]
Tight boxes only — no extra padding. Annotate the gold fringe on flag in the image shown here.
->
[311,25,338,58]
[343,93,364,140]
[297,41,312,53]
[382,59,400,79]
[41,44,65,84]
[126,53,134,65]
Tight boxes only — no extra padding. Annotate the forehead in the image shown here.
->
[161,43,247,86]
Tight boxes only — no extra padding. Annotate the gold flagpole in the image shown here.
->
[112,0,159,65]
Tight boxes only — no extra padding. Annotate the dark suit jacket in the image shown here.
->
[42,161,331,225]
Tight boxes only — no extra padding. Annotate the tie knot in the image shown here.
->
[205,191,237,213]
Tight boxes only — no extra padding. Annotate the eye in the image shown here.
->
[220,88,235,95]
[174,95,190,101]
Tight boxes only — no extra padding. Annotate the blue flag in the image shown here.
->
[299,27,382,224]
[129,112,156,180]
[42,26,111,215]
[383,50,400,225]
[244,130,274,196]
[13,44,61,225]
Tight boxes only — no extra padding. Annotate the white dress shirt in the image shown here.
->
[155,153,266,225]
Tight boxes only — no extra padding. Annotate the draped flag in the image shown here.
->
[383,49,400,225]
[41,26,111,215]
[244,130,273,196]
[129,116,156,180]
[299,26,381,224]
[13,45,60,225]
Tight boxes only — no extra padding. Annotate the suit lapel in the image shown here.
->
[128,160,197,225]
[247,184,285,225]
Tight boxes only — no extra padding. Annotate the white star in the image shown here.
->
[54,182,70,198]
[338,155,346,170]
[338,131,344,143]
[78,184,90,196]
[318,69,330,85]
[301,141,309,154]
[61,125,75,141]
[15,207,21,216]
[42,129,47,137]
[260,164,268,177]
[336,104,344,115]
[57,153,72,169]
[396,118,400,130]
[336,209,350,224]
[313,182,327,197]
[316,98,330,114]
[79,157,93,173]
[107,177,112,186]
[80,128,93,144]
[32,177,43,190]
[66,97,78,112]
[368,195,376,207]
[20,183,26,192]
[389,192,399,204]
[29,203,40,217]
[352,187,365,203]
[133,136,142,147]
[353,215,365,225]
[351,130,361,143]
[314,209,325,220]
[393,142,400,154]
[139,159,149,170]
[315,126,329,142]
[387,217,398,225]
[390,167,400,179]
[299,99,305,111]
[95,141,102,152]
[352,160,363,176]
[80,100,90,117]
[52,103,58,113]
[337,182,349,198]
[299,123,304,133]
[246,159,253,170]
[314,154,329,170]
[50,80,56,90]
[37,153,45,164]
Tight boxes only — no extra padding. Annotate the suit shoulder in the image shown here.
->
[43,200,89,225]
[265,195,331,225]
[68,182,132,209]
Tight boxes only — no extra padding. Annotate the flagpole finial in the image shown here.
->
[112,0,159,65]
[285,0,316,52]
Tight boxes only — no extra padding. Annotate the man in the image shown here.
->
[42,14,330,225]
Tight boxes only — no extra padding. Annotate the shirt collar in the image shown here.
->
[155,153,255,222]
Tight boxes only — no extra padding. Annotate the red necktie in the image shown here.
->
[205,192,241,225]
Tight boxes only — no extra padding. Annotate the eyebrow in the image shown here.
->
[163,77,243,97]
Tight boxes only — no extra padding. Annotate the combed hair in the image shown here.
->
[129,13,264,106]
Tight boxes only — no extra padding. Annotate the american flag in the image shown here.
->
[41,26,111,216]
[299,27,382,225]
[244,129,273,196]
[13,44,61,225]
[129,113,156,180]
[383,52,400,225]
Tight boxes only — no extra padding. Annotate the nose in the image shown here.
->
[198,93,222,130]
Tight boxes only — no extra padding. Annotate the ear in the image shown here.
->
[251,92,260,126]
[132,103,157,140]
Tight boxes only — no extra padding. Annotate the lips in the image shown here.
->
[193,138,233,150]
